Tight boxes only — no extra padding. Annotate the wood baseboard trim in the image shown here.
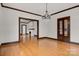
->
[1,37,79,45]
[34,35,38,37]
[39,37,57,40]
[39,37,79,45]
[69,42,79,45]
[1,41,19,45]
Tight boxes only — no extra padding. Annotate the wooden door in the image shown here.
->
[57,16,70,42]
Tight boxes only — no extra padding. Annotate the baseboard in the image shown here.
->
[34,35,37,37]
[39,37,79,45]
[69,42,79,45]
[39,37,57,40]
[1,41,19,45]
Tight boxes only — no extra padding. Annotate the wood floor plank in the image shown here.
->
[0,37,79,56]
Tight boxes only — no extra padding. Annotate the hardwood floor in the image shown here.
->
[0,37,79,56]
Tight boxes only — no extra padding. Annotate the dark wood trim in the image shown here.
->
[1,3,42,17]
[1,3,79,17]
[39,37,57,40]
[1,41,19,45]
[19,17,39,41]
[21,21,32,24]
[1,37,79,45]
[69,42,79,45]
[39,37,79,45]
[50,5,79,16]
[34,35,38,37]
[37,20,39,39]
[19,17,38,21]
[57,16,70,42]
[19,18,20,42]
[57,16,70,20]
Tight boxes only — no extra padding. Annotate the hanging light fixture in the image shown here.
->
[42,3,51,20]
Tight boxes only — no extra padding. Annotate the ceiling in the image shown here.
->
[4,3,79,15]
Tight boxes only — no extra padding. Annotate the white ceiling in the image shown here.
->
[4,3,79,15]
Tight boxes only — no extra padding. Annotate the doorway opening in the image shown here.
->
[57,16,70,42]
[19,17,39,42]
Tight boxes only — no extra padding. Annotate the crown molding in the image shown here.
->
[50,5,79,16]
[1,3,42,17]
[1,3,79,17]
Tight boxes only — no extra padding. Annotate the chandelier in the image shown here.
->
[42,3,51,19]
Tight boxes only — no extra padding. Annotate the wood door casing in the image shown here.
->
[57,16,70,42]
[19,17,39,42]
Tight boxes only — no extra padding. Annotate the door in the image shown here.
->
[21,25,27,42]
[21,25,27,35]
[57,16,70,42]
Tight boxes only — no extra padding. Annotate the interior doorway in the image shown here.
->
[19,17,39,42]
[21,25,27,35]
[20,25,28,42]
[57,16,70,42]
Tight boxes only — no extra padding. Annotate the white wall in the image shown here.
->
[39,6,79,43]
[1,6,41,43]
[1,3,79,44]
[0,4,49,44]
[50,7,79,43]
[39,19,52,37]
[0,4,3,44]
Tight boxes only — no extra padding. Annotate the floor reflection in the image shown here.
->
[20,34,38,47]
[0,36,79,56]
